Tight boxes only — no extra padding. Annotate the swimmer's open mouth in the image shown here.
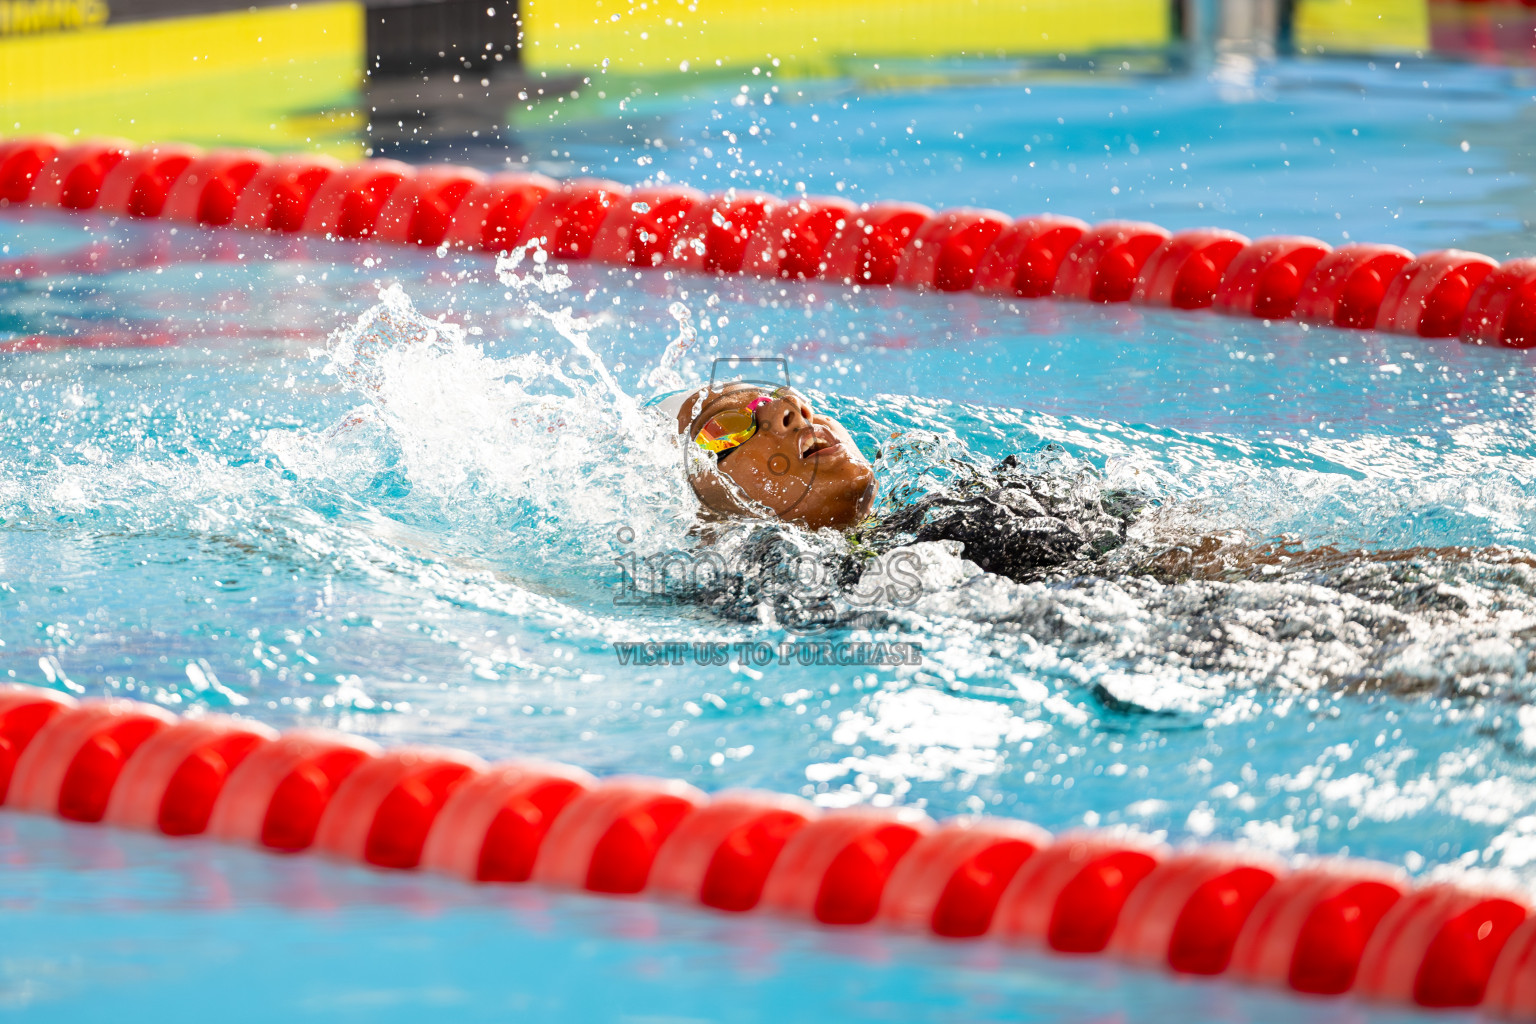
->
[801,431,842,459]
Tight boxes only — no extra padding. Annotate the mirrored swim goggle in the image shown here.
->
[693,386,794,457]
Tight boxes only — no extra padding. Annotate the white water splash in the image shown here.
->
[287,249,703,564]
[645,301,699,395]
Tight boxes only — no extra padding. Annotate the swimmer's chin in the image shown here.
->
[780,473,878,532]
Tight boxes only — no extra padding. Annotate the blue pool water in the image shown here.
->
[1,55,1534,1021]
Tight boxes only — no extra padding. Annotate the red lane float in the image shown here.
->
[0,135,63,203]
[1,682,1536,1015]
[230,156,342,234]
[897,208,1012,292]
[420,759,593,882]
[103,716,277,835]
[746,195,858,280]
[7,699,177,822]
[28,139,134,210]
[1133,228,1250,310]
[8,136,1536,355]
[205,729,378,851]
[311,746,484,869]
[821,201,932,287]
[1212,235,1332,320]
[648,789,814,912]
[1294,243,1416,329]
[758,808,931,925]
[373,165,486,248]
[879,818,1050,937]
[991,832,1165,952]
[0,687,76,803]
[590,185,705,268]
[1109,850,1281,975]
[1463,257,1536,349]
[1376,249,1499,338]
[301,159,413,240]
[160,150,272,226]
[532,776,705,894]
[1229,860,1407,995]
[972,214,1089,298]
[1054,220,1172,303]
[1356,885,1529,1008]
[517,177,628,260]
[668,190,782,274]
[1486,915,1536,1019]
[441,173,556,253]
[94,144,201,219]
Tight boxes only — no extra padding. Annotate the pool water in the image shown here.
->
[1,54,1534,1021]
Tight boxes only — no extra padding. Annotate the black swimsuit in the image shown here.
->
[858,454,1139,584]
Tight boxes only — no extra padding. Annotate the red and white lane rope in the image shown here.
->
[1,135,1534,349]
[1,684,1534,1016]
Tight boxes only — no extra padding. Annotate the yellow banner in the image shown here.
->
[1292,0,1430,54]
[522,0,1173,74]
[0,2,364,155]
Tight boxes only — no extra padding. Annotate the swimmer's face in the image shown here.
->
[679,384,877,531]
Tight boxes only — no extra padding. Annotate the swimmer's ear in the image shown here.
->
[686,444,769,519]
[687,461,751,518]
[856,476,878,520]
[676,385,717,436]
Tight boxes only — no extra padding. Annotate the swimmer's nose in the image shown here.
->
[766,394,814,433]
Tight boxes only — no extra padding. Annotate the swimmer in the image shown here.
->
[656,382,878,532]
[651,385,1533,607]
